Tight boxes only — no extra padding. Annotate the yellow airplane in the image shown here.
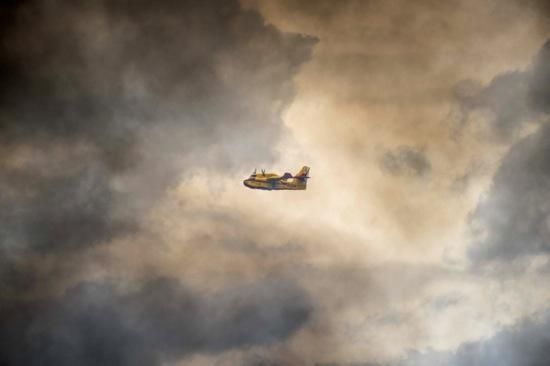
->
[243,166,310,190]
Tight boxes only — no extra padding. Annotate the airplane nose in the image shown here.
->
[243,179,250,187]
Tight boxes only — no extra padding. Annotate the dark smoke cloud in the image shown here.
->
[529,40,550,114]
[468,40,550,263]
[0,277,311,366]
[0,0,316,256]
[0,0,315,277]
[306,312,550,366]
[454,72,529,140]
[470,124,550,262]
[454,40,550,141]
[0,0,316,363]
[380,146,431,177]
[391,311,550,366]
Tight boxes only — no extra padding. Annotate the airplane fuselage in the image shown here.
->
[243,178,306,190]
[243,166,310,191]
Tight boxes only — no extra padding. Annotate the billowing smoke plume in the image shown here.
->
[385,36,550,366]
[0,0,316,258]
[0,0,316,364]
[389,311,550,366]
[467,40,550,264]
[0,277,311,366]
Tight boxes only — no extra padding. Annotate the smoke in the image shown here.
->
[390,311,550,366]
[0,0,316,277]
[3,0,550,365]
[0,277,311,366]
[380,146,431,177]
[454,38,550,140]
[0,0,316,257]
[470,124,550,262]
[468,40,550,264]
[287,310,550,366]
[529,40,550,113]
[0,0,316,364]
[454,72,530,141]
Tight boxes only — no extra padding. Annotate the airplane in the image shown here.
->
[243,166,310,190]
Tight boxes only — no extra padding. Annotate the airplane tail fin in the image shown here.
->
[294,166,310,181]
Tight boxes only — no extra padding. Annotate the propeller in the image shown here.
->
[261,169,265,175]
[253,168,257,175]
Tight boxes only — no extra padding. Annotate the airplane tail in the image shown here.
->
[294,166,310,182]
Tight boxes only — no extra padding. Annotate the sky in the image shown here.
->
[1,0,550,365]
